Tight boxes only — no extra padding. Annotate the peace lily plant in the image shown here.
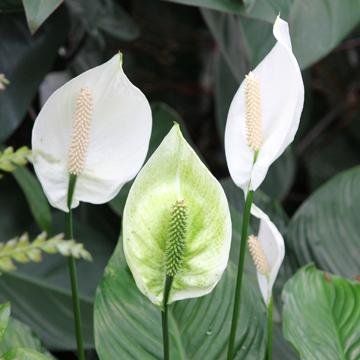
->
[224,16,304,359]
[123,125,232,359]
[32,53,152,360]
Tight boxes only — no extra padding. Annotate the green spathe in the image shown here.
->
[123,125,232,306]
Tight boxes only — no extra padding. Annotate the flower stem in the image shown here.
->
[161,276,173,360]
[267,295,273,360]
[227,190,254,360]
[66,174,85,360]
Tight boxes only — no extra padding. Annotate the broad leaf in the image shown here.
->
[282,265,360,359]
[22,0,63,34]
[12,167,52,232]
[287,166,360,278]
[94,237,266,359]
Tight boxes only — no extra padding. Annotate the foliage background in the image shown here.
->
[0,0,360,359]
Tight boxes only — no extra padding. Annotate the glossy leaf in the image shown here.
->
[22,0,63,34]
[282,265,360,359]
[12,167,52,232]
[287,166,360,278]
[94,236,266,359]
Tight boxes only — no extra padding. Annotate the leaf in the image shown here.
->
[287,166,360,279]
[289,0,360,68]
[0,303,10,341]
[22,0,63,34]
[0,7,69,142]
[201,1,360,71]
[12,167,52,232]
[1,348,51,360]
[67,0,140,42]
[0,318,53,358]
[94,237,266,359]
[109,102,189,216]
[282,265,360,359]
[0,214,113,349]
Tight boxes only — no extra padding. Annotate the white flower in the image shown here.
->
[32,53,152,212]
[225,16,304,191]
[248,204,285,305]
[0,73,10,90]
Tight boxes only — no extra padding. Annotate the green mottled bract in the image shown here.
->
[123,124,232,306]
[165,200,187,277]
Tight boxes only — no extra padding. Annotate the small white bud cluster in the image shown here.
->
[248,234,270,276]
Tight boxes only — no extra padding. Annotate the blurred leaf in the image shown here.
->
[201,1,360,71]
[287,166,360,279]
[0,212,114,349]
[12,167,52,232]
[0,303,10,341]
[282,264,360,359]
[304,134,359,190]
[22,0,63,34]
[289,0,360,68]
[0,0,23,12]
[0,318,53,358]
[94,236,266,359]
[67,0,139,42]
[109,102,189,216]
[1,348,51,360]
[273,324,298,360]
[260,148,296,200]
[0,7,69,142]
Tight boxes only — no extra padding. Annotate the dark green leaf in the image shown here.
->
[0,7,69,142]
[287,166,360,279]
[22,0,63,34]
[282,265,360,359]
[12,166,52,232]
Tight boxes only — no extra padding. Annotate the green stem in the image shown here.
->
[66,174,85,360]
[266,296,273,360]
[161,276,173,360]
[227,190,254,360]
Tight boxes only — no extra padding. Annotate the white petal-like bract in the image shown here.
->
[251,204,285,305]
[32,54,152,211]
[225,16,304,192]
[123,125,232,306]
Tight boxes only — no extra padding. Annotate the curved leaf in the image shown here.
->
[287,166,360,278]
[94,237,266,359]
[2,348,51,360]
[282,265,360,359]
[12,167,52,232]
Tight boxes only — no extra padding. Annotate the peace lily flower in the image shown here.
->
[225,16,304,192]
[123,125,232,306]
[32,53,152,212]
[248,204,285,305]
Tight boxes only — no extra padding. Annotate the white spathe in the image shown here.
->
[251,204,285,305]
[32,53,152,212]
[225,16,304,191]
